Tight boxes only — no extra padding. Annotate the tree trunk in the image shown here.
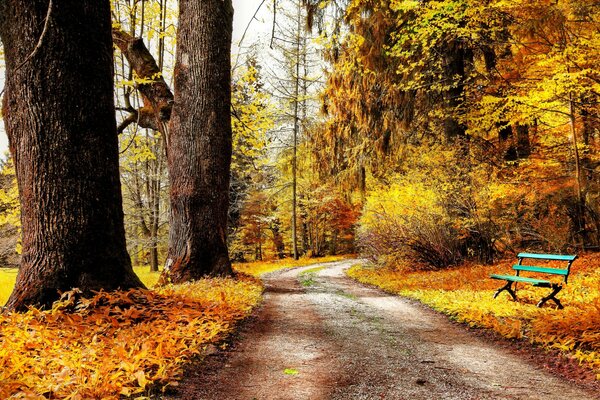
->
[160,0,234,283]
[0,0,144,311]
[269,220,285,259]
[515,124,531,159]
[443,42,468,142]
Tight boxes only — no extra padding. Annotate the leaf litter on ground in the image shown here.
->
[0,275,263,399]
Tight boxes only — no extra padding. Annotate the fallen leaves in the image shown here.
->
[233,255,350,277]
[0,276,263,398]
[348,255,600,379]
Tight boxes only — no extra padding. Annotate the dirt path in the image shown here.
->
[168,260,599,399]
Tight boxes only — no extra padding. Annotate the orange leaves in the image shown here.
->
[0,277,263,398]
[348,255,600,378]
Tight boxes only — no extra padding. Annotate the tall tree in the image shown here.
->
[112,0,235,281]
[160,0,235,282]
[0,0,144,310]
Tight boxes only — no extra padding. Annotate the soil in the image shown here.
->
[165,260,600,400]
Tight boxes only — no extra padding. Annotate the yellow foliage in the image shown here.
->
[0,277,263,398]
[233,255,351,277]
[348,254,600,377]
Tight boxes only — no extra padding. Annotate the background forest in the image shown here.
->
[0,0,599,272]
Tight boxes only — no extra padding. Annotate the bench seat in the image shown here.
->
[490,274,551,287]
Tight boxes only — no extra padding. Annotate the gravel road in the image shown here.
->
[167,259,599,400]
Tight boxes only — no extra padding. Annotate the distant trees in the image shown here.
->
[315,0,600,267]
[228,59,275,261]
[0,0,144,310]
[0,157,19,267]
[268,0,327,258]
[112,0,174,273]
[225,0,362,261]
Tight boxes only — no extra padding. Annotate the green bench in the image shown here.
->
[490,252,577,309]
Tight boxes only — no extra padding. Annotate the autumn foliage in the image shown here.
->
[348,254,600,378]
[0,277,262,399]
[312,0,600,267]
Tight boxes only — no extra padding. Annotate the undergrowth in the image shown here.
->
[347,254,600,379]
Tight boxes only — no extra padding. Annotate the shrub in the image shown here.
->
[357,147,500,269]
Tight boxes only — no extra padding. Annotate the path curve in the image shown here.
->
[168,260,599,399]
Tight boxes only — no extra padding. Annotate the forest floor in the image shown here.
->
[166,260,600,400]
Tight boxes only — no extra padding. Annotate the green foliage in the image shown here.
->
[299,266,325,286]
[284,368,299,375]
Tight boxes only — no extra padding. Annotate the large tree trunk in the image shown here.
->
[443,42,469,142]
[0,0,144,311]
[160,0,234,283]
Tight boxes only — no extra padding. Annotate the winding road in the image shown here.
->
[168,260,599,400]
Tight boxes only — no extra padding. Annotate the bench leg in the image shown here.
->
[537,284,563,309]
[494,281,517,301]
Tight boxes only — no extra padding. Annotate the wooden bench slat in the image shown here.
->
[517,252,577,262]
[490,274,551,285]
[512,265,569,276]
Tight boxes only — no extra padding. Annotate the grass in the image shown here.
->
[133,266,162,287]
[232,254,350,277]
[347,253,600,379]
[0,266,162,306]
[0,268,18,305]
[298,266,326,287]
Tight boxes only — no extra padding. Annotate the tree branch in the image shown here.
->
[112,28,174,141]
[117,107,161,135]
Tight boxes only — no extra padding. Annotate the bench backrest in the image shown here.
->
[517,253,577,262]
[515,253,577,283]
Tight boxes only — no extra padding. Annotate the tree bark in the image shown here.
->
[443,42,468,142]
[159,0,234,283]
[515,124,531,159]
[0,0,144,311]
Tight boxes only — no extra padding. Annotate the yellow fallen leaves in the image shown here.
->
[348,256,600,378]
[233,255,350,277]
[0,276,263,399]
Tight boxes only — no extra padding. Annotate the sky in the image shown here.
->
[232,0,272,47]
[0,0,271,157]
